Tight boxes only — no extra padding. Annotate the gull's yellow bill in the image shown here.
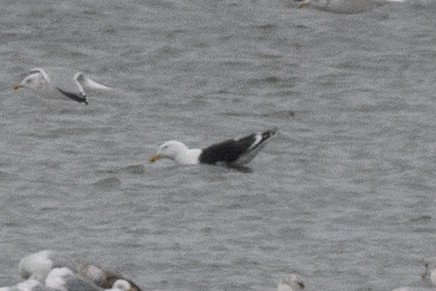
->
[149,154,160,163]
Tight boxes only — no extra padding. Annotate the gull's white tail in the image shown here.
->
[83,77,112,90]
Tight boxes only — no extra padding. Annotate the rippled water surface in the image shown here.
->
[1,1,436,290]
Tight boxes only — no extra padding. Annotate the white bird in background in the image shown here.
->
[422,262,436,286]
[277,273,306,291]
[18,250,79,283]
[391,262,436,291]
[293,0,405,14]
[14,67,111,105]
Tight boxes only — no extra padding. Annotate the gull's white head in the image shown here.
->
[277,274,305,291]
[14,72,46,91]
[149,140,189,163]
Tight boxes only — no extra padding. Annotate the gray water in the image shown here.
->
[1,1,436,290]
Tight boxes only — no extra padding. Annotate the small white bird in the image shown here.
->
[277,273,305,291]
[18,250,79,283]
[392,262,436,291]
[14,67,111,105]
[422,262,436,286]
[293,0,405,14]
[149,129,277,168]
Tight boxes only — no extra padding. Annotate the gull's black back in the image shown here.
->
[199,129,276,165]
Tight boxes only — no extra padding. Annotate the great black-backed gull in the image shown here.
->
[277,273,305,291]
[14,67,111,105]
[294,0,404,14]
[149,129,277,167]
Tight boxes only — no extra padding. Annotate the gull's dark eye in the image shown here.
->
[298,281,305,289]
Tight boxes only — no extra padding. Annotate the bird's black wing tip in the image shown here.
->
[56,87,88,105]
[264,127,278,138]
